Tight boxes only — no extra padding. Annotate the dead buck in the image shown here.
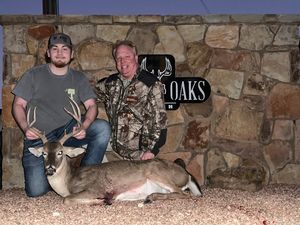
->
[27,98,203,205]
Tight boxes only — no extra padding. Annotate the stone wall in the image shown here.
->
[1,14,300,190]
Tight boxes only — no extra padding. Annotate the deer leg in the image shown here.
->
[144,191,192,204]
[63,190,107,205]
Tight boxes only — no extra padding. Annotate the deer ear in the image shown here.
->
[63,147,86,158]
[28,147,44,157]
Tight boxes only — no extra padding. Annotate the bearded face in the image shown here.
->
[47,44,73,67]
[52,58,70,68]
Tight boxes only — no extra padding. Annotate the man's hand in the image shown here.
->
[74,98,97,140]
[140,151,155,160]
[72,126,86,140]
[25,127,42,140]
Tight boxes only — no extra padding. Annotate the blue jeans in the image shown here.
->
[22,118,111,197]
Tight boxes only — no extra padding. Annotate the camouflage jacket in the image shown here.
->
[96,69,168,160]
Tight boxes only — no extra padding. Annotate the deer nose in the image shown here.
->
[45,165,56,176]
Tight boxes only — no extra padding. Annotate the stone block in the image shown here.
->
[208,159,267,192]
[263,141,292,173]
[187,154,205,185]
[206,25,239,49]
[2,158,24,189]
[206,69,244,100]
[271,164,300,185]
[206,148,226,176]
[295,120,300,163]
[28,25,55,40]
[261,52,290,82]
[96,25,130,43]
[182,119,210,151]
[77,41,114,70]
[166,109,184,126]
[2,85,17,128]
[266,83,300,119]
[10,128,24,159]
[272,120,294,141]
[11,54,36,80]
[159,125,184,154]
[214,100,263,141]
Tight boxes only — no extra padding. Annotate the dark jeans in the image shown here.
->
[22,118,111,197]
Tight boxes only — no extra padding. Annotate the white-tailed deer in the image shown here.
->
[27,98,203,205]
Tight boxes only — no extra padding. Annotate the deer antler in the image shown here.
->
[59,97,82,145]
[27,107,48,144]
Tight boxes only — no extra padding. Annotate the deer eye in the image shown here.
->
[57,151,63,156]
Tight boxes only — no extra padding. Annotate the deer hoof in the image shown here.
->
[143,197,153,204]
[104,199,112,205]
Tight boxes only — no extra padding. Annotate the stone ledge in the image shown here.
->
[2,14,300,25]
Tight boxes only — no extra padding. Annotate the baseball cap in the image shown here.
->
[48,33,72,49]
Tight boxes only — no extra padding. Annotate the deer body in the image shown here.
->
[27,97,202,205]
[29,144,203,205]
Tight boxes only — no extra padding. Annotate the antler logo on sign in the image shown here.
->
[139,54,211,110]
[140,57,173,80]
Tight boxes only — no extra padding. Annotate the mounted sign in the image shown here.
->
[139,54,211,110]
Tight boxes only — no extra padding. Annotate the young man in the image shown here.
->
[96,40,167,160]
[12,33,111,197]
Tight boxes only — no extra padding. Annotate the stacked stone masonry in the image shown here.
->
[1,14,300,191]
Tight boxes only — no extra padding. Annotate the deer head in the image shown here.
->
[28,97,86,176]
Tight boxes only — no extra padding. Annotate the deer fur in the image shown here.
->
[27,97,202,205]
[29,145,203,205]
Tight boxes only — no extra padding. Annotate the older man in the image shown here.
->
[96,40,167,160]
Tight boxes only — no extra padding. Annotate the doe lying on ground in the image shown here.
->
[27,98,203,205]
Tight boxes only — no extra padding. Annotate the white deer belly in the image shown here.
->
[115,179,171,201]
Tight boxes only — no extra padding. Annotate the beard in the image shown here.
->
[52,59,70,68]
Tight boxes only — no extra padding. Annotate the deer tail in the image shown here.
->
[174,158,203,197]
